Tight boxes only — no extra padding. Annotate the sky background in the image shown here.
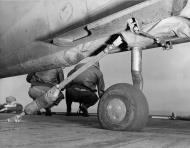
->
[0,43,190,116]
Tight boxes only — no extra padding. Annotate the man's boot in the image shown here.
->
[45,108,52,116]
[79,104,89,117]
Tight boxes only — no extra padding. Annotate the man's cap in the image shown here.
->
[6,96,16,103]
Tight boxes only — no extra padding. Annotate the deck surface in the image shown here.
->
[0,113,190,148]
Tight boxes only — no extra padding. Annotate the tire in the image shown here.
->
[98,83,149,131]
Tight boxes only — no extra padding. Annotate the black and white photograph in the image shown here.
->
[0,0,190,147]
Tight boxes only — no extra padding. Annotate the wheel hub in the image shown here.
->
[106,98,126,123]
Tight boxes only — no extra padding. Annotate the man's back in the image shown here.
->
[68,63,105,97]
[72,67,100,89]
[35,69,60,85]
[27,68,64,87]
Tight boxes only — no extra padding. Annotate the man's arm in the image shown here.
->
[57,68,64,83]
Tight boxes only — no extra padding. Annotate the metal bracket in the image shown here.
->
[127,18,173,50]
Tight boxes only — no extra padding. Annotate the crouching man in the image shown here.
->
[26,68,64,116]
[66,62,105,116]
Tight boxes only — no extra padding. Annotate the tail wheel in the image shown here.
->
[98,83,149,131]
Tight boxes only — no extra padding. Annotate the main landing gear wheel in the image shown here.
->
[98,83,149,131]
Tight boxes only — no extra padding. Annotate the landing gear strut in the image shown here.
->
[97,45,149,131]
[131,46,143,90]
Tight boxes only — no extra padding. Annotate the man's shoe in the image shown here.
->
[79,104,89,117]
[45,109,52,116]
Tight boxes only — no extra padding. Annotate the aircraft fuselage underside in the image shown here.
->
[0,0,187,78]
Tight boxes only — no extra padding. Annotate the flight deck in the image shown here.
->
[0,113,190,148]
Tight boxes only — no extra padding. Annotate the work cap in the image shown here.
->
[6,96,16,104]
